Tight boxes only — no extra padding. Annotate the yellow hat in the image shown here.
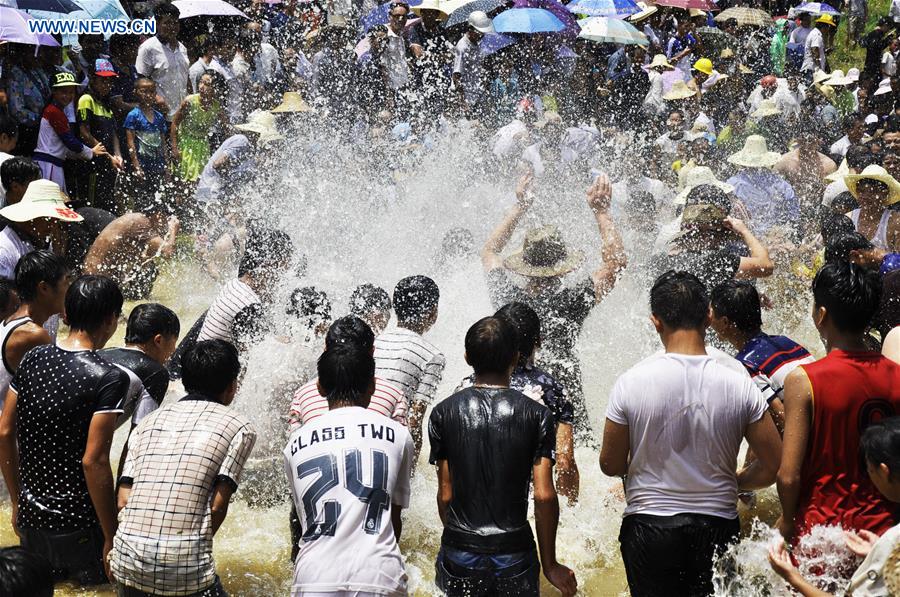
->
[270,91,313,113]
[693,58,714,75]
[815,14,835,26]
[845,165,900,206]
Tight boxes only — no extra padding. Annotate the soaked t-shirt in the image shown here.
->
[11,345,129,532]
[101,347,169,405]
[428,387,555,554]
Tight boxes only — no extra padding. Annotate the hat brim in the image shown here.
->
[235,123,283,140]
[0,202,83,223]
[271,102,313,113]
[503,249,585,278]
[94,71,117,77]
[727,151,781,168]
[663,90,697,101]
[675,181,735,205]
[629,7,657,22]
[472,23,495,33]
[845,174,900,206]
[52,82,80,88]
[751,108,782,118]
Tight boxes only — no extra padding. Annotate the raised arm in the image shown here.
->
[726,217,775,279]
[481,171,534,272]
[586,174,627,303]
[776,368,813,542]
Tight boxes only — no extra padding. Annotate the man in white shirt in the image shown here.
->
[383,2,415,92]
[135,3,190,120]
[789,12,813,48]
[600,270,781,597]
[801,16,834,75]
[453,12,493,111]
[284,344,414,597]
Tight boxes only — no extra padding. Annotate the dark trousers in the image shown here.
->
[619,513,740,597]
[435,546,540,597]
[20,525,106,586]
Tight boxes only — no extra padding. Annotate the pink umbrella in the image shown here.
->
[512,0,580,37]
[0,7,60,45]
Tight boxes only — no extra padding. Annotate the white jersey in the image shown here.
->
[284,407,414,596]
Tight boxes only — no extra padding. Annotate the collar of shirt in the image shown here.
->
[180,392,220,403]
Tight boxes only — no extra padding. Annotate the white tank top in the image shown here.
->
[850,209,892,250]
[0,316,32,410]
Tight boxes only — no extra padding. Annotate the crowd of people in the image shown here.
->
[0,0,899,595]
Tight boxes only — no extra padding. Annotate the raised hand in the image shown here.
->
[587,173,612,214]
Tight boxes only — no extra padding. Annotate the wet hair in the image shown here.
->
[393,275,439,326]
[440,227,475,260]
[317,343,375,405]
[465,316,519,376]
[820,212,856,242]
[860,416,900,480]
[873,271,900,340]
[288,286,331,328]
[885,115,900,134]
[669,108,685,120]
[650,270,710,331]
[124,303,180,344]
[0,280,17,317]
[238,226,293,277]
[182,339,240,397]
[134,76,155,91]
[824,231,874,263]
[685,184,733,212]
[0,158,41,193]
[842,112,864,131]
[108,34,139,57]
[845,144,876,171]
[154,2,180,20]
[495,302,541,359]
[64,275,123,332]
[0,546,53,597]
[812,261,882,334]
[0,113,17,139]
[232,303,270,347]
[710,280,762,335]
[349,284,391,320]
[199,69,227,97]
[14,250,68,303]
[830,191,859,214]
[325,315,375,350]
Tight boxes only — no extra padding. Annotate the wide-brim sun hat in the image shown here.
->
[815,14,835,26]
[628,1,657,23]
[649,54,674,70]
[468,10,495,33]
[663,80,698,101]
[874,78,893,96]
[412,0,450,16]
[845,164,900,206]
[235,110,284,143]
[812,69,831,85]
[727,135,782,168]
[826,69,851,86]
[271,91,313,113]
[504,225,585,278]
[0,179,83,223]
[675,166,735,205]
[846,67,860,82]
[750,99,782,118]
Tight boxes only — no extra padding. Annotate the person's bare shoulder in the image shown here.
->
[83,213,153,271]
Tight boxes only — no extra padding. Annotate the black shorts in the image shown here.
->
[619,513,740,597]
[19,525,106,586]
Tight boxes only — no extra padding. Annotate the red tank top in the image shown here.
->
[797,350,900,538]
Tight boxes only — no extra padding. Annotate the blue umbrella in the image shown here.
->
[361,0,424,34]
[793,2,841,16]
[566,0,639,18]
[443,0,505,28]
[493,7,565,33]
[479,32,515,55]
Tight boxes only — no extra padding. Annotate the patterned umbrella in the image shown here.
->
[653,0,716,10]
[443,0,504,28]
[793,2,841,16]
[566,0,639,18]
[577,16,648,45]
[714,6,771,28]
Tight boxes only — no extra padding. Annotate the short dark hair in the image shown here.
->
[65,275,123,332]
[182,339,240,397]
[325,315,375,350]
[0,546,53,597]
[238,226,293,277]
[845,144,876,171]
[199,69,227,97]
[495,302,540,358]
[393,275,439,325]
[0,280,17,313]
[288,286,331,327]
[650,270,710,331]
[685,184,732,212]
[317,344,375,405]
[830,192,859,214]
[349,284,391,319]
[860,416,900,480]
[824,231,873,263]
[884,114,900,134]
[14,250,68,303]
[0,158,41,193]
[711,280,762,334]
[812,261,882,333]
[0,113,17,138]
[820,213,856,242]
[465,316,519,376]
[124,303,180,344]
[842,112,863,131]
[154,2,180,19]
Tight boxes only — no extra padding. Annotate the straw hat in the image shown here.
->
[235,110,283,143]
[0,180,83,223]
[827,69,851,86]
[812,69,831,85]
[271,92,313,113]
[688,8,705,17]
[649,54,674,70]
[727,135,781,168]
[750,99,782,118]
[874,78,893,96]
[846,67,860,83]
[817,83,835,100]
[845,165,900,206]
[719,48,735,59]
[503,226,584,277]
[674,166,735,205]
[663,80,698,101]
[815,14,835,27]
[412,0,450,16]
[885,542,900,597]
[628,1,657,23]
[693,57,714,75]
[534,111,562,129]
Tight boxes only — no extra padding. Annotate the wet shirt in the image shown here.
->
[428,387,555,554]
[123,107,168,173]
[11,345,129,532]
[735,333,815,404]
[101,347,170,406]
[457,363,574,426]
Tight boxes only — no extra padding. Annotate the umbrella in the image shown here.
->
[513,0,579,36]
[361,0,423,33]
[0,6,60,45]
[695,25,736,54]
[356,16,422,56]
[493,7,565,33]
[713,6,771,27]
[653,0,716,10]
[577,16,647,45]
[566,0,639,18]
[479,32,516,55]
[443,0,504,28]
[0,0,80,11]
[172,0,248,18]
[793,2,841,16]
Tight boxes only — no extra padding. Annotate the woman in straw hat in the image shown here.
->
[845,164,900,252]
[769,416,900,596]
[481,172,626,441]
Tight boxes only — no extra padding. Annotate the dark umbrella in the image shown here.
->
[695,25,736,55]
[444,0,506,28]
[2,0,81,12]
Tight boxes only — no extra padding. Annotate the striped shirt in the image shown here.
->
[288,376,408,432]
[374,327,445,407]
[198,279,259,344]
[735,332,815,404]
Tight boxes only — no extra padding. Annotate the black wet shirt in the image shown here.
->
[428,387,555,554]
[11,345,129,532]
[101,347,169,405]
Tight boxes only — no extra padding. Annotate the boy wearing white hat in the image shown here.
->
[453,11,493,112]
